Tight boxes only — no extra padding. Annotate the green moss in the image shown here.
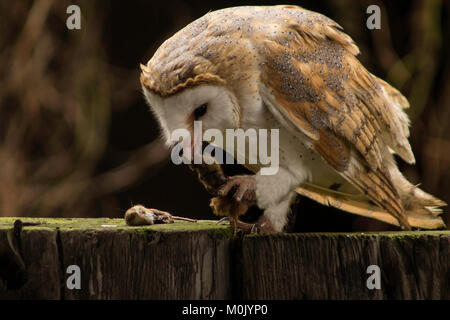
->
[0,217,125,230]
[0,218,448,239]
[0,217,232,234]
[245,230,450,239]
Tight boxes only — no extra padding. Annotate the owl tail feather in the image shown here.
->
[295,183,446,229]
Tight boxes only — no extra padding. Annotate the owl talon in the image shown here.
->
[235,218,276,234]
[218,216,276,235]
[218,175,256,203]
[250,223,259,234]
[216,216,229,224]
[233,219,256,234]
[253,215,277,234]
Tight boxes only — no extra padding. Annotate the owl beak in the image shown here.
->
[166,134,196,162]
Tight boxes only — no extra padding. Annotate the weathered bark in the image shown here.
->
[0,218,232,299]
[0,217,448,299]
[238,232,450,299]
[0,225,61,299]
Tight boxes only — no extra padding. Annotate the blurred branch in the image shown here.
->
[92,140,169,197]
[406,0,442,121]
[368,0,411,86]
[0,0,165,218]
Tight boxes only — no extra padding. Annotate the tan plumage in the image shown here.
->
[141,5,446,230]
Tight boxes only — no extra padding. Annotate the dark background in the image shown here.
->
[0,0,448,231]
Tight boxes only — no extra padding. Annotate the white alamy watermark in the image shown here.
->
[366,264,381,290]
[66,264,81,290]
[66,5,81,30]
[169,121,279,175]
[366,5,381,30]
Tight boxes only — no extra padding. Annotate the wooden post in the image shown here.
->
[0,217,448,299]
[238,232,449,299]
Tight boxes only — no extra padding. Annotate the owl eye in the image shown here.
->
[193,103,208,120]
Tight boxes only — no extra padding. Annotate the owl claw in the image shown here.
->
[216,216,252,233]
[217,216,276,235]
[218,175,256,203]
[216,216,229,224]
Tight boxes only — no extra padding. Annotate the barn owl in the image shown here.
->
[140,5,446,233]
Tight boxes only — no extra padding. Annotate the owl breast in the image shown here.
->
[241,106,360,195]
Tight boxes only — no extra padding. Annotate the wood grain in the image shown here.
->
[0,218,448,299]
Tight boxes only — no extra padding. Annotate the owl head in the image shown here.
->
[139,7,270,150]
[141,79,240,150]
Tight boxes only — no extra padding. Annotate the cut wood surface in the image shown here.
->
[0,217,448,299]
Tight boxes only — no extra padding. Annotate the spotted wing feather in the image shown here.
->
[258,6,412,228]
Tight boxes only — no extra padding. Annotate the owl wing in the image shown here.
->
[294,183,445,229]
[258,7,413,228]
